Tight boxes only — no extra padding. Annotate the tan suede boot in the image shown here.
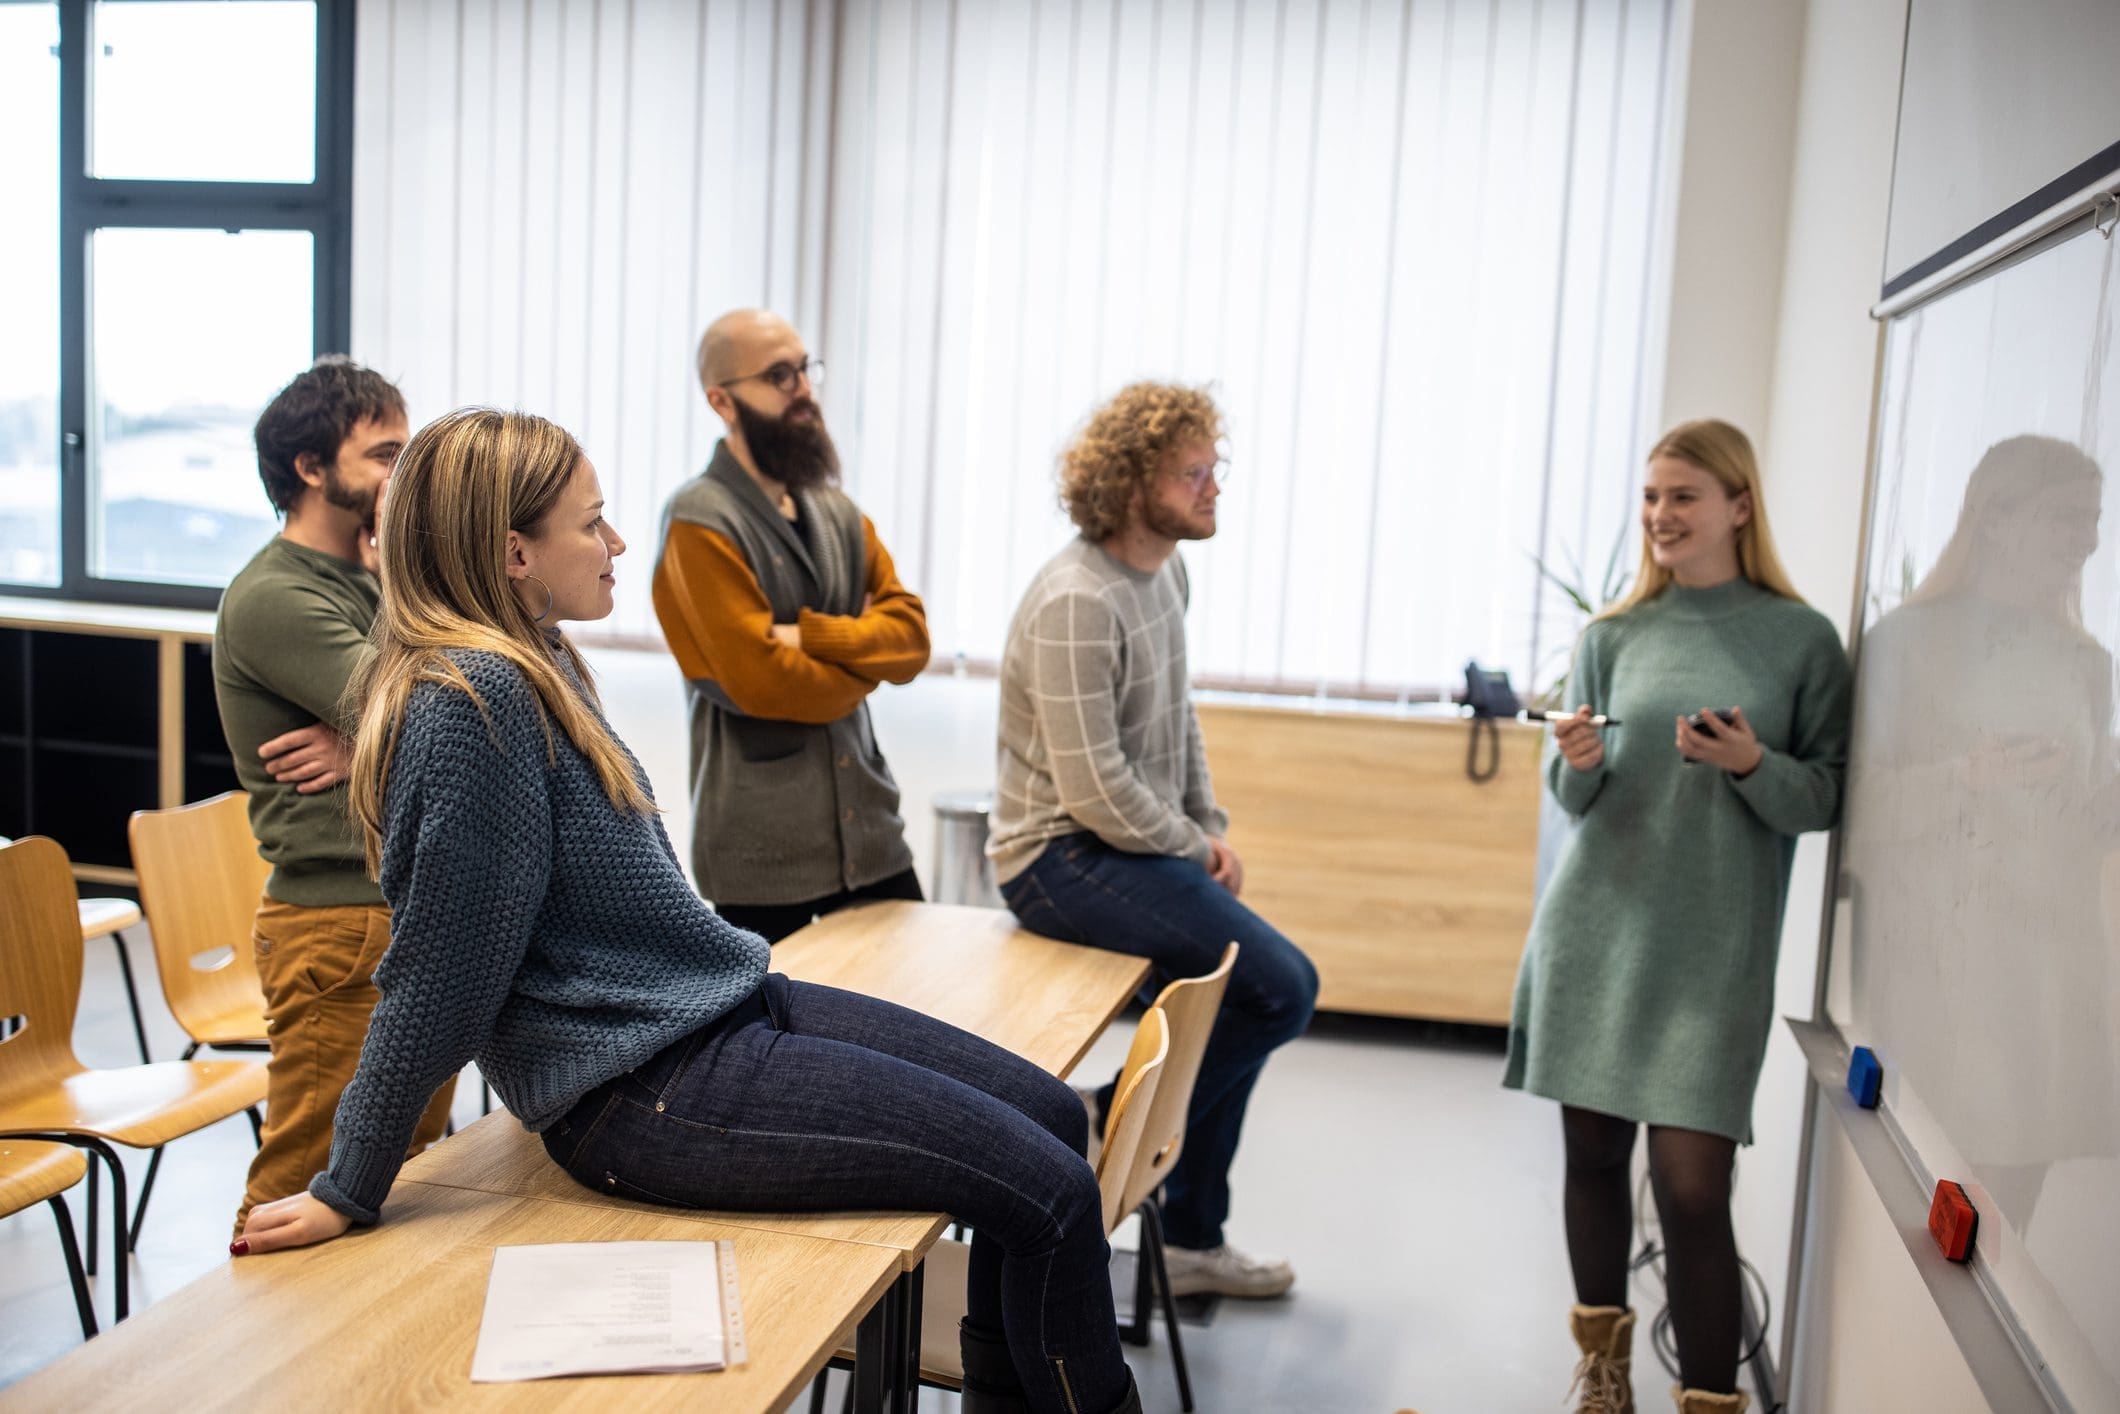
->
[1671,1386,1750,1413]
[1567,1304,1636,1414]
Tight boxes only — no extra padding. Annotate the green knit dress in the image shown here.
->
[1503,578,1853,1142]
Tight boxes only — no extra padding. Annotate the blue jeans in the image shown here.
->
[542,974,1129,1414]
[1000,834,1320,1249]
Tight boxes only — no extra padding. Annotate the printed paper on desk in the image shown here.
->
[469,1240,727,1382]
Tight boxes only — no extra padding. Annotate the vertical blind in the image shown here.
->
[353,0,1674,696]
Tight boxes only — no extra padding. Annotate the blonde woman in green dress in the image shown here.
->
[1505,419,1852,1414]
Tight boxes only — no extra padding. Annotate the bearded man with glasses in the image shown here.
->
[652,309,930,941]
[989,381,1318,1302]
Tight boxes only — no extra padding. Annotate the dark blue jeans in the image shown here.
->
[542,974,1129,1414]
[1000,834,1320,1249]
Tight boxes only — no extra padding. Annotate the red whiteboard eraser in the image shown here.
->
[1928,1180,1978,1263]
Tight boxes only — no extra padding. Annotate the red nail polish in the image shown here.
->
[229,1239,250,1256]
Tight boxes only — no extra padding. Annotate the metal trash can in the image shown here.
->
[931,789,1005,909]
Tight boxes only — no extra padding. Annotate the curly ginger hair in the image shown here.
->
[1058,382,1225,541]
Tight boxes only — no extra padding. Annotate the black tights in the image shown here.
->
[1561,1105,1740,1394]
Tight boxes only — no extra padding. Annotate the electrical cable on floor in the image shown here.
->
[1630,1169,1788,1414]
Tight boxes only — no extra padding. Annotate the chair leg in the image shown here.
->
[246,1106,264,1146]
[181,1041,200,1061]
[47,1192,99,1339]
[109,929,152,1065]
[1140,1202,1194,1413]
[1122,1217,1153,1346]
[129,1147,166,1252]
[85,1151,98,1275]
[36,1134,130,1322]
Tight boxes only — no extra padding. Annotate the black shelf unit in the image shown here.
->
[0,604,226,884]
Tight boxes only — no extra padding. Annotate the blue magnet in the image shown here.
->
[1846,1046,1883,1109]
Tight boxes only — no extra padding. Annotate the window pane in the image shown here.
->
[0,4,60,586]
[92,1,317,183]
[92,228,312,586]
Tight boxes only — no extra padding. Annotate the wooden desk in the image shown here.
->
[401,901,1152,1277]
[772,900,1152,1080]
[8,904,1150,1413]
[1197,701,1543,1024]
[0,1180,902,1414]
[398,1118,949,1272]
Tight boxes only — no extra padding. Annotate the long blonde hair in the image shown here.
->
[1595,418,1804,621]
[347,408,653,871]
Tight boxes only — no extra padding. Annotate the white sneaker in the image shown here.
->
[1077,1085,1103,1166]
[1160,1240,1295,1299]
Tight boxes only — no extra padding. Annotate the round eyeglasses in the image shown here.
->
[721,356,823,396]
[1170,455,1231,490]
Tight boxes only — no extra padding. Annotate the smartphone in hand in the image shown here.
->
[1681,708,1739,765]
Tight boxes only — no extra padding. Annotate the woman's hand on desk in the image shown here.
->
[231,1192,352,1256]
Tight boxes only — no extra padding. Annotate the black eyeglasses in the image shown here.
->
[721,356,824,396]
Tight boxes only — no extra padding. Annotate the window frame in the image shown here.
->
[11,0,357,610]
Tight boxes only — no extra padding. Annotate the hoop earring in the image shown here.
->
[523,573,555,623]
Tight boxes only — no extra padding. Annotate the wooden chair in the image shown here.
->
[814,1008,1175,1414]
[126,792,272,1061]
[0,1138,98,1339]
[0,836,150,1064]
[0,835,268,1322]
[124,792,273,1247]
[1110,940,1240,1411]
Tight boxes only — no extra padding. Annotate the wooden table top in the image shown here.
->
[0,1179,901,1413]
[3,902,1149,1409]
[399,902,1150,1272]
[772,900,1150,1080]
[396,1121,952,1270]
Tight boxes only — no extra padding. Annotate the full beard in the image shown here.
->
[321,460,378,529]
[1142,494,1212,541]
[735,396,842,493]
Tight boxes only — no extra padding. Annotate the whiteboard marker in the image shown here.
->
[1518,710,1623,728]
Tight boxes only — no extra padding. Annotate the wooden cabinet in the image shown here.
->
[0,597,233,887]
[1198,702,1544,1026]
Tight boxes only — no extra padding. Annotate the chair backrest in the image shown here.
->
[128,791,270,1043]
[1093,1006,1170,1236]
[1113,941,1238,1220]
[0,837,92,1103]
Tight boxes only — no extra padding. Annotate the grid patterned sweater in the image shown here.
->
[311,648,771,1224]
[988,537,1228,885]
[1502,579,1852,1141]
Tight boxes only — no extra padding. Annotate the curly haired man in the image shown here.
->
[988,381,1319,1300]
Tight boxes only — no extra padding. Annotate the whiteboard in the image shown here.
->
[1884,0,2120,293]
[1833,218,2120,1411]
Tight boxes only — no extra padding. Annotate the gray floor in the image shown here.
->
[3,926,1704,1412]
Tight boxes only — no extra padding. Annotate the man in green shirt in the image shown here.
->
[213,358,453,1235]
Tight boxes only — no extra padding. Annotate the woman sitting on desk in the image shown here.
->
[1504,419,1852,1414]
[235,408,1141,1414]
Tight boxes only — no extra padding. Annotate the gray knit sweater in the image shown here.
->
[311,649,771,1224]
[1503,579,1851,1141]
